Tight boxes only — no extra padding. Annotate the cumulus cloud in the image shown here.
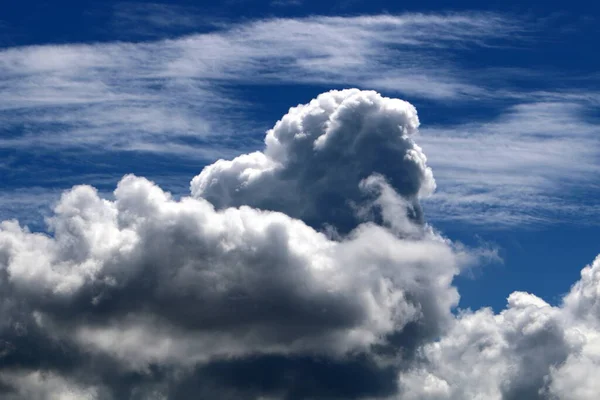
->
[398,256,600,400]
[4,179,451,359]
[399,292,573,400]
[191,89,435,232]
[0,90,476,399]
[0,89,599,400]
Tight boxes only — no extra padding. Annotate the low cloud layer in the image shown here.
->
[0,90,598,399]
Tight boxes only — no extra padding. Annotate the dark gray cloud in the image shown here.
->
[173,354,398,400]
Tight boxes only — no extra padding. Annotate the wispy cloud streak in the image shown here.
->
[0,13,520,155]
[420,101,600,226]
[1,11,598,227]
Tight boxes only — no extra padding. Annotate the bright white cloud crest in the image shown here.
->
[0,89,599,399]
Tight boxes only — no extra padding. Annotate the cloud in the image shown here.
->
[1,88,599,399]
[2,12,599,229]
[0,90,482,399]
[0,370,99,400]
[109,3,214,39]
[399,292,573,399]
[191,89,435,232]
[0,188,63,230]
[398,256,600,400]
[0,12,520,155]
[420,100,600,226]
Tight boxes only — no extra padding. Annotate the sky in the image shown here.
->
[0,1,600,399]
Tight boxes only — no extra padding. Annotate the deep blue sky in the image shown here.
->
[1,0,599,312]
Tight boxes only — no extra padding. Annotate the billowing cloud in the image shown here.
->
[0,90,475,399]
[0,89,598,399]
[398,256,600,400]
[191,89,435,232]
[399,292,573,400]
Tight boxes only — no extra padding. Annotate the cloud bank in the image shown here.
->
[0,89,598,399]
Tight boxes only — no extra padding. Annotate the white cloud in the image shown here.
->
[420,101,600,226]
[1,77,600,398]
[399,292,573,399]
[4,12,599,227]
[562,255,600,328]
[396,255,600,400]
[2,12,599,228]
[191,89,434,231]
[0,90,484,399]
[0,12,520,156]
[4,174,462,357]
[547,324,600,400]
